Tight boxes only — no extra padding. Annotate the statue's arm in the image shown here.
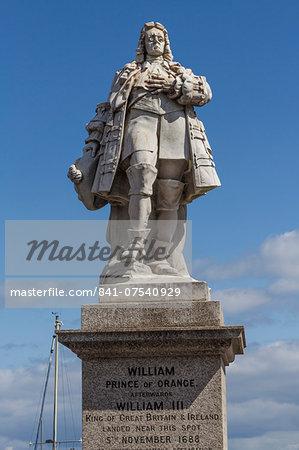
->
[179,74,212,106]
[169,66,212,107]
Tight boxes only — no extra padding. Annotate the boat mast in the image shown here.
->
[32,331,55,450]
[30,314,82,448]
[52,315,62,450]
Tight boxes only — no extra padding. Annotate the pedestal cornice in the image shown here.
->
[58,325,245,366]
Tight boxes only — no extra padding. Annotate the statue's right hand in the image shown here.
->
[83,141,99,158]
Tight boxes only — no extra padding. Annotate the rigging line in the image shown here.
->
[63,345,80,439]
[64,349,82,439]
[33,335,56,450]
[30,360,47,444]
[62,347,75,437]
[60,343,67,449]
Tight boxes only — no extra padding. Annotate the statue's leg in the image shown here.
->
[155,159,187,240]
[147,159,186,275]
[122,151,157,264]
[122,109,159,230]
[120,109,159,272]
[126,150,157,230]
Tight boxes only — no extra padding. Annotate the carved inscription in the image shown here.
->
[83,359,224,449]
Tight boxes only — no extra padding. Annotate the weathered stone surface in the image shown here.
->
[97,279,211,303]
[81,300,223,331]
[59,300,245,449]
[59,325,244,364]
[81,356,227,449]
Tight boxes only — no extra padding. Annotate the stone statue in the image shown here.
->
[68,22,220,282]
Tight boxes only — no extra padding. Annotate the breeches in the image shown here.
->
[121,108,189,161]
[121,109,188,209]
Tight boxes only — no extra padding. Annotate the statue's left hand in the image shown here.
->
[181,74,194,95]
[67,164,82,184]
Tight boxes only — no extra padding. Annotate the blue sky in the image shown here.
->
[1,0,299,448]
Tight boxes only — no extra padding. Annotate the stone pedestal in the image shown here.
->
[59,282,245,450]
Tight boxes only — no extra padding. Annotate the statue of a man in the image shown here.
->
[68,22,220,281]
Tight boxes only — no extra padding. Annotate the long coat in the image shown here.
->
[75,60,220,210]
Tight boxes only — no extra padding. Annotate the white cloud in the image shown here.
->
[229,431,299,450]
[261,231,299,279]
[197,230,299,294]
[226,341,299,442]
[0,351,81,447]
[0,439,27,450]
[194,230,299,317]
[228,340,299,403]
[269,277,299,294]
[197,253,259,280]
[214,287,271,314]
[229,399,299,437]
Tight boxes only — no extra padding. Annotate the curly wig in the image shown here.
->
[136,22,173,65]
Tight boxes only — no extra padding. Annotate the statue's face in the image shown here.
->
[144,27,165,57]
